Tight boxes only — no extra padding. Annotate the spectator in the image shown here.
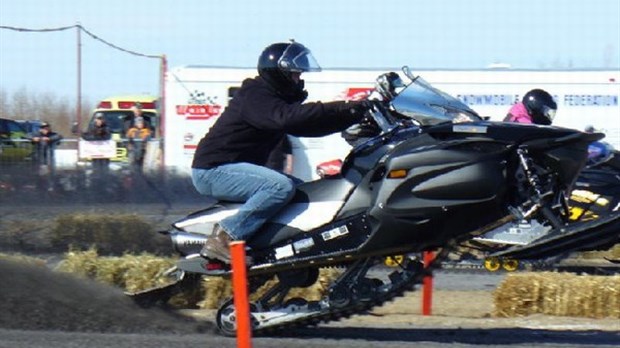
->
[125,117,152,173]
[265,135,294,174]
[26,122,62,191]
[124,102,151,134]
[83,113,112,177]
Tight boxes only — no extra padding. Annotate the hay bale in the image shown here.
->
[199,277,233,309]
[577,243,620,260]
[55,250,345,310]
[56,249,175,288]
[55,247,101,278]
[54,249,206,308]
[3,220,49,251]
[50,213,166,255]
[121,254,177,291]
[197,268,342,309]
[494,272,620,319]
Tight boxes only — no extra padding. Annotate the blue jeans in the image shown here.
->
[192,163,301,240]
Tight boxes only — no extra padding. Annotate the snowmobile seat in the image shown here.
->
[248,176,355,249]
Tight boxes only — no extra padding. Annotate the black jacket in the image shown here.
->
[192,77,364,169]
[26,130,63,166]
[265,136,292,171]
[82,123,111,141]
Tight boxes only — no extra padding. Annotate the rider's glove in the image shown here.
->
[343,100,372,121]
[341,111,380,146]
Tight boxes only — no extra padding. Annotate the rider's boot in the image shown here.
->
[200,224,232,263]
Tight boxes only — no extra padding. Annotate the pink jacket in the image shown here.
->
[505,103,532,124]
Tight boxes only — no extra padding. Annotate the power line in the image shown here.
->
[0,24,76,32]
[77,25,161,59]
[0,24,161,59]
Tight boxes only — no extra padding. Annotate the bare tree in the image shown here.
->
[0,88,8,119]
[52,97,74,136]
[10,87,31,120]
[4,88,92,137]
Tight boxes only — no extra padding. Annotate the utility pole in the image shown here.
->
[159,54,167,168]
[159,55,167,138]
[76,23,82,134]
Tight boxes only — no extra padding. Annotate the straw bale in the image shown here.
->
[121,254,176,291]
[198,277,234,309]
[94,256,129,285]
[494,272,620,319]
[55,247,101,278]
[4,220,48,250]
[197,268,342,309]
[54,249,205,307]
[57,249,179,299]
[50,213,163,255]
[577,243,620,260]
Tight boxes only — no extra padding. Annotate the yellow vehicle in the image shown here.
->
[87,95,159,162]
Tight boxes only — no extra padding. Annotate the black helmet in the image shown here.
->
[522,89,557,125]
[257,41,321,100]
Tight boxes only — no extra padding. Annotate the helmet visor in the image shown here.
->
[278,42,321,73]
[543,105,557,121]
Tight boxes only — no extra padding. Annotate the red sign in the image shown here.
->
[176,104,222,119]
[343,87,373,101]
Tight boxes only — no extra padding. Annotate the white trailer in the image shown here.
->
[163,66,619,181]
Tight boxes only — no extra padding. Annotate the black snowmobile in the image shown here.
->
[129,67,619,335]
[472,123,620,267]
[569,142,620,226]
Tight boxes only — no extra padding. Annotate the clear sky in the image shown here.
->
[1,0,619,103]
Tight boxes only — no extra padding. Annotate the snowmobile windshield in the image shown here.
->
[390,77,482,126]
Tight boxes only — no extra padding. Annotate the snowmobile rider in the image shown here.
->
[504,88,557,125]
[191,41,369,263]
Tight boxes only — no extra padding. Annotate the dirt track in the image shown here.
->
[1,257,619,348]
[0,258,209,334]
[1,200,619,347]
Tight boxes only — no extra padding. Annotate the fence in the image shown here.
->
[0,138,164,167]
[0,138,193,204]
[1,138,77,167]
